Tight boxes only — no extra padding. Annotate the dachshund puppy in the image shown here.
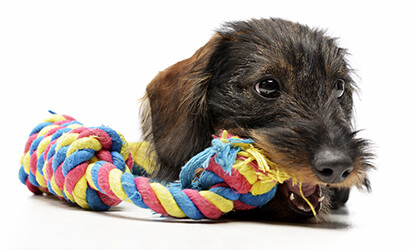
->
[140,18,373,222]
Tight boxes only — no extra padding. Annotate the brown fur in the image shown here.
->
[140,35,221,181]
[139,18,374,222]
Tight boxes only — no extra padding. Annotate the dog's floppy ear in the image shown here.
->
[140,35,222,181]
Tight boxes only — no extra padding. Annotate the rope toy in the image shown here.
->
[19,112,313,219]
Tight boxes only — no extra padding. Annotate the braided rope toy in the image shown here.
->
[19,112,313,219]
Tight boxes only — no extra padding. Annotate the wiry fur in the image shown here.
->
[140,18,374,222]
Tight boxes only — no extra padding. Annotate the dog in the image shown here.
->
[139,18,374,222]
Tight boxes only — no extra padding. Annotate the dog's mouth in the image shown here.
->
[278,179,323,216]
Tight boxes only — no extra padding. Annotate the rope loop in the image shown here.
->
[19,113,292,219]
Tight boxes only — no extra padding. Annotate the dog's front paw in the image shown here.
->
[330,188,350,209]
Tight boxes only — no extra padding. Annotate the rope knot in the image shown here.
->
[19,113,303,220]
[19,113,134,210]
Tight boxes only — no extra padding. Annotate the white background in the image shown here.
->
[1,1,409,249]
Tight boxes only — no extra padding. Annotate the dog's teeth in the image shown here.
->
[297,204,311,212]
[290,193,295,201]
[318,196,325,202]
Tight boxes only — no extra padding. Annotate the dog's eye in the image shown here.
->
[255,79,280,99]
[334,79,345,98]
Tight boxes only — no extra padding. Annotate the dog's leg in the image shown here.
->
[330,188,350,209]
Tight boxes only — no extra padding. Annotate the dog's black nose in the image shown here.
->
[313,149,353,183]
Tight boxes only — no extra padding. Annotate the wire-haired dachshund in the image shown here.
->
[139,18,374,222]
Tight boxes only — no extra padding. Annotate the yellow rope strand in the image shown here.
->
[299,182,317,217]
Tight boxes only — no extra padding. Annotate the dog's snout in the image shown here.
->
[313,149,353,183]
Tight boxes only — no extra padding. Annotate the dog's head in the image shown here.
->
[141,18,373,222]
